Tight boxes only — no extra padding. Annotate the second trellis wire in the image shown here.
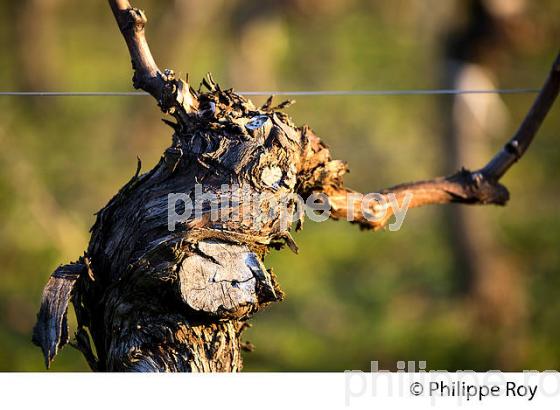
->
[0,88,542,97]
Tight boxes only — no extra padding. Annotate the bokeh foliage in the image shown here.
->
[0,0,559,371]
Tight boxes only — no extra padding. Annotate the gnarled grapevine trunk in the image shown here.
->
[32,0,560,371]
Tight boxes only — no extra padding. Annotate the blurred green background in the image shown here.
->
[0,0,559,372]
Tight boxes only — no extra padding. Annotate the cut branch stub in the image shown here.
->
[179,240,279,319]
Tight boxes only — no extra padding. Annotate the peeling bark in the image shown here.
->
[32,262,83,369]
[32,0,560,371]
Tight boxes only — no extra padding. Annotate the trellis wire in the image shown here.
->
[0,88,541,97]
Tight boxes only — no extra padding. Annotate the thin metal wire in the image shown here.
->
[0,88,541,97]
[0,92,144,97]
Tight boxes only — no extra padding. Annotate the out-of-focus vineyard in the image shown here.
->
[0,0,559,371]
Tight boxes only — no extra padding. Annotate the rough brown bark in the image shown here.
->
[32,0,560,371]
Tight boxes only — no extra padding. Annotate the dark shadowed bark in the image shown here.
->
[32,0,560,371]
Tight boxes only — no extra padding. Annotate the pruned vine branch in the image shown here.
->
[482,53,560,179]
[327,52,560,230]
[109,0,162,99]
[109,0,197,117]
